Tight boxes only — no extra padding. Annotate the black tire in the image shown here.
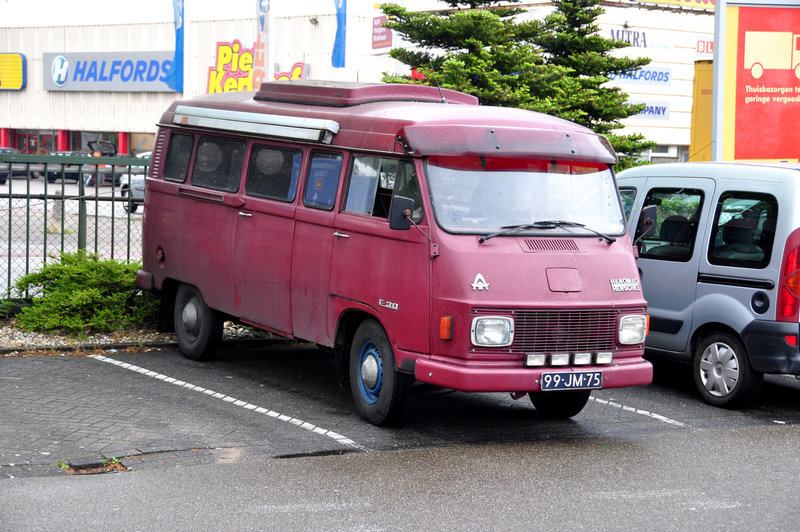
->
[349,319,411,425]
[121,188,138,213]
[693,332,762,408]
[173,283,223,361]
[529,389,591,419]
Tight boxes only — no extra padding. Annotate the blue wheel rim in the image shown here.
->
[357,340,383,405]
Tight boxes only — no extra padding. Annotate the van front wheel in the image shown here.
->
[693,332,762,408]
[174,284,223,361]
[349,319,410,425]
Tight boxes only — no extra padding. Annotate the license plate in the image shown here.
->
[541,371,603,391]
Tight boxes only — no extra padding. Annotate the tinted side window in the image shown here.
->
[164,132,193,182]
[344,156,421,221]
[245,146,302,202]
[304,151,342,210]
[636,188,704,262]
[708,192,777,269]
[191,136,245,192]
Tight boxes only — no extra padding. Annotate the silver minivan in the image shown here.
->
[618,162,800,408]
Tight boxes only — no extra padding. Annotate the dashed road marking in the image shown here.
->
[589,396,686,427]
[88,354,366,450]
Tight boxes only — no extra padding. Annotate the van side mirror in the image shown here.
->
[389,195,414,230]
[634,204,657,246]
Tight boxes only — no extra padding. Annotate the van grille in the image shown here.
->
[473,307,645,352]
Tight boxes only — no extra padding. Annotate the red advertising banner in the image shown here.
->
[733,6,800,160]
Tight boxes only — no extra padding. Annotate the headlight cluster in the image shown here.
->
[471,316,513,347]
[618,314,647,345]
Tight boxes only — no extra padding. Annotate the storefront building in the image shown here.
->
[0,0,714,161]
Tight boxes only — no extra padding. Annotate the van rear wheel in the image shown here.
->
[174,284,223,361]
[349,319,410,425]
[528,389,591,419]
[693,332,762,408]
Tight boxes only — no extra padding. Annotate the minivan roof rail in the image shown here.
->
[253,80,479,107]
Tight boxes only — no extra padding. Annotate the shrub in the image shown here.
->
[10,250,158,335]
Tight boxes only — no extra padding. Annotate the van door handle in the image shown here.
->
[238,212,253,218]
[333,232,349,238]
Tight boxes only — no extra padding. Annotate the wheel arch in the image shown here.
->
[333,308,392,387]
[690,321,745,358]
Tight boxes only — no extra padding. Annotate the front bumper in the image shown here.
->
[414,356,653,392]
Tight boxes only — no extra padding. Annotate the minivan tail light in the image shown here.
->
[777,228,800,322]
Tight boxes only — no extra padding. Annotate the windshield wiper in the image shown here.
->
[478,220,616,244]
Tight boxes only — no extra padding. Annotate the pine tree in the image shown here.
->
[381,0,655,169]
[533,0,655,169]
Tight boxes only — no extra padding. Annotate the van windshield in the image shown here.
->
[426,156,625,236]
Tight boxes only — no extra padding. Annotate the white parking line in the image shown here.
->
[88,354,366,450]
[589,396,686,427]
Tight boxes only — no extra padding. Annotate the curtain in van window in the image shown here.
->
[191,137,245,192]
[246,146,302,201]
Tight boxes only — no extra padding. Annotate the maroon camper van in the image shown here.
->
[137,81,651,425]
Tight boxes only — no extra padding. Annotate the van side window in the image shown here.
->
[246,146,302,201]
[164,132,193,182]
[708,192,777,269]
[635,188,703,262]
[619,187,637,221]
[392,160,424,223]
[344,156,421,221]
[303,151,342,210]
[191,136,245,193]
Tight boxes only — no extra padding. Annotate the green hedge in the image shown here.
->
[7,250,158,335]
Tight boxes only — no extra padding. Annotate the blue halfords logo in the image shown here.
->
[51,55,69,87]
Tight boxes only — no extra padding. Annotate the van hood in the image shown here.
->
[433,234,645,308]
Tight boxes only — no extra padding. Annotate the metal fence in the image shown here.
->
[0,152,149,294]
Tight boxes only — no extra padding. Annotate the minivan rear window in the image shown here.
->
[708,192,777,269]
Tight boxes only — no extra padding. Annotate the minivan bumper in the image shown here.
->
[414,357,653,392]
[741,320,800,374]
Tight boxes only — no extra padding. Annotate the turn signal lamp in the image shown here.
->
[439,316,453,340]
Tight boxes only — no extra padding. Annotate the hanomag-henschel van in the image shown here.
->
[137,81,651,425]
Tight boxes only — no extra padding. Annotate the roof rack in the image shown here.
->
[253,80,479,107]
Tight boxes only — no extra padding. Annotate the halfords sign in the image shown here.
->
[43,52,176,92]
